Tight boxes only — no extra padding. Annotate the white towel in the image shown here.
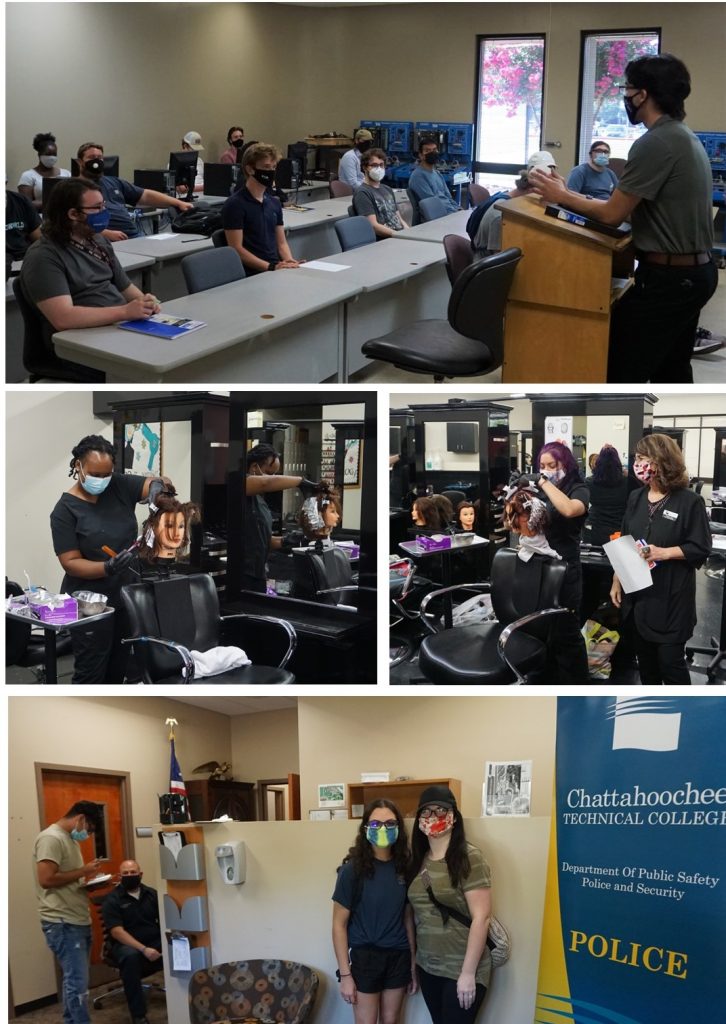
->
[190,646,251,678]
[517,535,562,562]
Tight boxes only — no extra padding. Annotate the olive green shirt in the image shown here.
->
[408,843,492,987]
[34,824,90,925]
[617,115,714,254]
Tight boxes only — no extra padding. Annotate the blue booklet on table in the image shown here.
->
[118,313,206,340]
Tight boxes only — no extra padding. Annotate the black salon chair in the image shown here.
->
[417,548,569,684]
[440,489,467,509]
[361,248,522,381]
[120,573,296,683]
[292,546,369,609]
[12,277,104,382]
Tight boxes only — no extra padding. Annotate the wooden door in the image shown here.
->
[37,766,133,980]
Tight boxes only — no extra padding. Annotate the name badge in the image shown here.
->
[662,510,679,521]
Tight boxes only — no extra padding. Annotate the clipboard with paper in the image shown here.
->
[602,535,654,593]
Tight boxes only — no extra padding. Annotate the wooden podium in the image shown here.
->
[499,196,632,382]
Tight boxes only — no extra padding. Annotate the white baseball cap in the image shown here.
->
[527,150,557,173]
[183,131,204,151]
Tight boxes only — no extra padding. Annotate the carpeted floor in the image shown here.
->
[14,974,167,1023]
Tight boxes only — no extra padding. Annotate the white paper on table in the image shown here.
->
[144,232,178,241]
[602,535,653,593]
[712,535,726,550]
[171,935,192,971]
[299,260,351,272]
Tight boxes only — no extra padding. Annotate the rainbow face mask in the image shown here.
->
[366,821,399,848]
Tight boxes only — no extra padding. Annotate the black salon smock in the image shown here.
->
[543,479,590,581]
[620,487,711,643]
[101,883,161,954]
[583,476,629,546]
[242,492,273,590]
[50,473,146,598]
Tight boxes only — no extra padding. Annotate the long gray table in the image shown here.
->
[52,270,362,383]
[283,198,352,260]
[5,251,156,383]
[393,209,470,244]
[113,233,212,300]
[299,239,451,376]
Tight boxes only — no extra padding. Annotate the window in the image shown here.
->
[474,35,546,192]
[577,29,660,163]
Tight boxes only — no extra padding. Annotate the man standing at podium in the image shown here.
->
[531,53,716,384]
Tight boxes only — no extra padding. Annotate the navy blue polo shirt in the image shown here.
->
[97,176,144,237]
[221,186,283,272]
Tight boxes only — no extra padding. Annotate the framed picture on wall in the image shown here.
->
[318,783,346,808]
[124,422,162,476]
[344,438,362,487]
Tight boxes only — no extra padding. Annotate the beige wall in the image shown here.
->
[229,706,300,782]
[8,696,233,1006]
[6,4,724,188]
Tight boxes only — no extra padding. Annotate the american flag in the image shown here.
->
[169,737,188,797]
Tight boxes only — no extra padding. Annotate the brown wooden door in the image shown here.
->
[287,773,301,820]
[38,767,132,978]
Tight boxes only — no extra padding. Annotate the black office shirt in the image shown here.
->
[543,479,590,563]
[50,473,146,597]
[583,476,629,546]
[243,492,273,582]
[221,186,283,270]
[102,883,161,951]
[6,190,40,261]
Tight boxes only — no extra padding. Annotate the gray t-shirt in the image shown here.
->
[617,116,714,253]
[20,235,131,312]
[567,162,619,201]
[473,202,509,254]
[353,183,403,231]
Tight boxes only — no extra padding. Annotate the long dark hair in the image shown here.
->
[341,799,409,880]
[410,805,471,889]
[43,179,98,245]
[592,445,624,486]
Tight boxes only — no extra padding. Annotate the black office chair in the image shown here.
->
[361,247,522,381]
[443,234,474,285]
[468,183,490,207]
[181,248,245,294]
[90,894,165,1012]
[120,573,297,683]
[330,179,353,199]
[406,188,422,225]
[334,216,376,252]
[211,227,227,247]
[12,277,104,383]
[5,579,73,681]
[417,548,569,684]
[441,489,467,509]
[292,546,367,609]
[418,196,449,222]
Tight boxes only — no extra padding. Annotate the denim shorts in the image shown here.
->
[350,945,411,993]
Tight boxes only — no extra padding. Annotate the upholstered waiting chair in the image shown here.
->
[189,959,319,1024]
[418,195,449,222]
[468,183,490,207]
[182,248,245,294]
[120,573,296,683]
[417,548,569,684]
[329,178,353,199]
[361,247,522,381]
[334,216,376,252]
[443,233,474,285]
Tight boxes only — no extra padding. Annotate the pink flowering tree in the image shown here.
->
[481,41,545,130]
[591,36,659,122]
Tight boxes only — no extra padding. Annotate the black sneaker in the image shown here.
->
[693,327,725,355]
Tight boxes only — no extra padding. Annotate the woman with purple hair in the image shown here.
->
[535,441,590,682]
[584,444,630,547]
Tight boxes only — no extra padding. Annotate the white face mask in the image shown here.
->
[40,155,58,168]
[368,166,385,182]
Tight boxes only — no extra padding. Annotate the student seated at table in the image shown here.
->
[20,178,160,341]
[75,141,192,241]
[6,187,41,279]
[176,131,205,193]
[567,141,619,202]
[407,138,459,213]
[353,148,410,239]
[220,125,245,164]
[222,142,302,274]
[17,131,72,209]
[472,151,555,257]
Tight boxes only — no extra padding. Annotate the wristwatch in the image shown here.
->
[268,260,278,271]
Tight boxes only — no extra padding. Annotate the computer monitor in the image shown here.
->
[203,162,237,197]
[169,150,198,196]
[133,169,169,192]
[41,176,65,212]
[275,158,299,191]
[71,155,120,177]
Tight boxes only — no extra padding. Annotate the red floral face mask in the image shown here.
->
[418,809,454,838]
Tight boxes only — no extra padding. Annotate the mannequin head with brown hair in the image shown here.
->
[502,487,549,538]
[139,492,201,562]
[299,486,342,540]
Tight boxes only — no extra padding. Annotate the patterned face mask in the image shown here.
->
[418,809,454,838]
[366,821,399,848]
[633,461,654,483]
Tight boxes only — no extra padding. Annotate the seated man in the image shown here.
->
[407,138,459,214]
[222,142,301,273]
[220,125,245,164]
[179,131,205,193]
[101,860,162,1024]
[20,178,160,378]
[567,140,619,201]
[472,150,555,256]
[75,142,192,241]
[6,186,41,279]
[352,148,410,239]
[338,129,373,189]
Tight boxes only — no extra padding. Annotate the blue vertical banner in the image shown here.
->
[535,696,726,1024]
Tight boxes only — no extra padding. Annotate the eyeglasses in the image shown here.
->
[368,820,398,830]
[591,148,610,155]
[79,203,106,213]
[419,805,450,818]
[367,162,385,169]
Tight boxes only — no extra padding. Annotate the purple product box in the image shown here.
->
[416,535,452,552]
[30,597,79,624]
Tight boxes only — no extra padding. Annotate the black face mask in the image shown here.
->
[253,168,275,188]
[423,152,439,165]
[623,91,644,126]
[82,158,104,177]
[121,875,141,892]
[233,138,245,149]
[357,140,372,154]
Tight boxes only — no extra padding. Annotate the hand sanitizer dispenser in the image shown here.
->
[215,841,246,885]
